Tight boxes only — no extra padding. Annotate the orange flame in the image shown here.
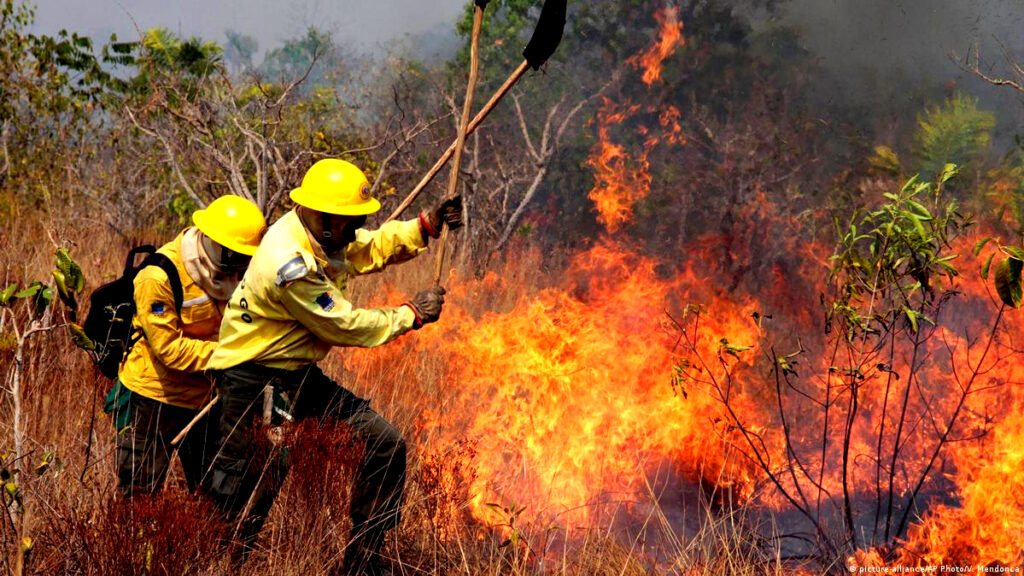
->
[634,6,684,86]
[586,101,650,232]
[347,5,1024,566]
[431,241,760,528]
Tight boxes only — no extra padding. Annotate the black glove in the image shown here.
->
[420,195,463,238]
[404,286,446,328]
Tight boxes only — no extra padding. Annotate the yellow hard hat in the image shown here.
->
[289,159,381,216]
[192,195,267,256]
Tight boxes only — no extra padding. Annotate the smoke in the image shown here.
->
[752,0,1024,140]
[30,0,466,57]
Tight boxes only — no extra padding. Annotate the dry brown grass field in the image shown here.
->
[0,203,819,576]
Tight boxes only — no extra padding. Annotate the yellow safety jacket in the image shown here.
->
[207,210,426,371]
[119,230,224,409]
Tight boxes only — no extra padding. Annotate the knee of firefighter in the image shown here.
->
[375,428,406,477]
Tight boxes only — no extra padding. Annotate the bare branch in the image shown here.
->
[272,41,326,109]
[511,92,541,161]
[956,43,1024,95]
[123,106,205,208]
[0,120,9,179]
[371,116,445,195]
[494,163,548,251]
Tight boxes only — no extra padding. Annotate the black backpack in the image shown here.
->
[83,245,184,379]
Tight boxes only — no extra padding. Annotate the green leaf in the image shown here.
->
[995,257,1024,308]
[4,482,20,501]
[903,307,921,332]
[33,286,55,318]
[0,283,17,306]
[868,145,902,175]
[1003,246,1024,261]
[908,212,927,238]
[940,163,959,184]
[69,324,95,350]
[938,261,959,276]
[973,236,996,257]
[34,452,53,476]
[719,338,752,359]
[55,248,84,292]
[14,283,41,299]
[982,252,996,280]
[906,199,933,220]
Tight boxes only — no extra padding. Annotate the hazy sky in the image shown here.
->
[28,0,1024,134]
[31,0,467,52]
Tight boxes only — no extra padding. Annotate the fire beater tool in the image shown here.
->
[385,0,568,224]
[433,0,487,285]
[172,0,568,446]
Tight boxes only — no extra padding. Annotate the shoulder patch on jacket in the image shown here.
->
[276,256,309,287]
[315,292,335,311]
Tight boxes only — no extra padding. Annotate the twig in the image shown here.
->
[884,308,925,541]
[676,311,839,556]
[0,120,10,179]
[80,367,101,483]
[370,116,446,196]
[123,106,205,208]
[493,81,607,250]
[956,43,1024,95]
[894,305,1006,539]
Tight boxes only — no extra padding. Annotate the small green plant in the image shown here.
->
[972,235,1024,308]
[829,164,966,338]
[485,501,529,549]
[913,93,995,180]
[0,247,87,576]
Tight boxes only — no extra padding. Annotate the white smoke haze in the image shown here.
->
[31,0,1024,127]
[30,0,466,56]
[767,0,1024,137]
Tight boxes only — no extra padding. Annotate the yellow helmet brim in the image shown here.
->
[289,187,382,216]
[193,210,261,255]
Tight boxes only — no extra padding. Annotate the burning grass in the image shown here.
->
[3,7,1024,575]
[0,208,812,576]
[4,173,1024,575]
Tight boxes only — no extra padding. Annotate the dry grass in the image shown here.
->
[0,206,828,575]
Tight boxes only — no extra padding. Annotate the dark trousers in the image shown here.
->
[209,363,406,554]
[108,382,217,497]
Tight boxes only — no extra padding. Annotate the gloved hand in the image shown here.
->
[404,286,446,328]
[420,195,463,238]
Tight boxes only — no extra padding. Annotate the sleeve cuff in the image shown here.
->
[400,303,422,329]
[419,212,440,239]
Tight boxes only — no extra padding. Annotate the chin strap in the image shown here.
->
[320,212,333,245]
[319,212,347,252]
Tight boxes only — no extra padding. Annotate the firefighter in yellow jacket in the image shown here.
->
[106,195,266,496]
[206,159,458,573]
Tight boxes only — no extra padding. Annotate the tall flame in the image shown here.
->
[586,101,650,232]
[634,6,685,86]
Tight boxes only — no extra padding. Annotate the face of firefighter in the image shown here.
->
[199,233,251,273]
[298,206,366,253]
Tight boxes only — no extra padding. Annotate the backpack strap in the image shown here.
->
[140,253,184,313]
[124,245,157,277]
[124,253,185,352]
